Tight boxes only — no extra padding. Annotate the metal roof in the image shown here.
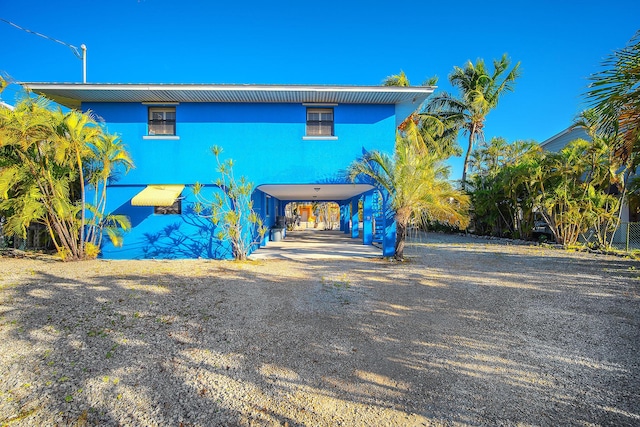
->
[22,83,435,110]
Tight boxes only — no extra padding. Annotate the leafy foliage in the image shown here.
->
[468,124,625,247]
[586,31,640,168]
[348,121,469,260]
[192,146,266,260]
[427,54,521,185]
[0,94,132,260]
[468,137,541,239]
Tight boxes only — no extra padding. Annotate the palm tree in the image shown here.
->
[428,54,521,185]
[586,31,640,168]
[348,124,469,260]
[85,133,134,248]
[382,72,461,158]
[383,71,439,88]
[0,97,78,256]
[383,70,411,87]
[0,96,134,260]
[54,109,101,257]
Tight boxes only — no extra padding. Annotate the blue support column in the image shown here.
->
[382,197,396,257]
[340,203,347,232]
[343,203,351,234]
[351,197,359,239]
[362,191,373,245]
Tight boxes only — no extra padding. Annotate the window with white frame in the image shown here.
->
[148,107,176,135]
[306,108,334,136]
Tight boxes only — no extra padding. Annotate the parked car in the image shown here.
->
[532,219,554,242]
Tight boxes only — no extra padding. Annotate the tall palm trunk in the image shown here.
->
[76,150,86,258]
[462,122,480,186]
[394,207,411,260]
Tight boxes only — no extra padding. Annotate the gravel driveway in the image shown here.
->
[1,232,638,426]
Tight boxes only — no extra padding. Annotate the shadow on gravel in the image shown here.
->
[1,238,639,426]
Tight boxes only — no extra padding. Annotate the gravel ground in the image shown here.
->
[0,233,639,426]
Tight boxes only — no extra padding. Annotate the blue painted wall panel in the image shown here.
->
[84,102,396,186]
[101,185,274,259]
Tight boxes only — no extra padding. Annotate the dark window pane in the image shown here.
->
[148,107,176,135]
[154,199,181,215]
[306,107,334,136]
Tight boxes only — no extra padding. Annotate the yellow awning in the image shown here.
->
[131,185,185,207]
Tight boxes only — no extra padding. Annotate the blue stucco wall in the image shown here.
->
[84,101,397,259]
[85,102,396,185]
[99,185,273,260]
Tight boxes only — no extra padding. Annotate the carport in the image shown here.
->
[254,183,395,257]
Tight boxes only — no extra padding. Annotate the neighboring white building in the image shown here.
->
[540,124,590,152]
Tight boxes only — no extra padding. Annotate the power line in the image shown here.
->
[0,17,82,59]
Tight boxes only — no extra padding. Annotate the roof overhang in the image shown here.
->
[257,184,375,201]
[540,124,587,148]
[21,83,435,110]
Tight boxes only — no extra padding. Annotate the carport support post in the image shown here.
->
[340,203,349,233]
[351,197,359,239]
[382,201,396,257]
[362,191,373,245]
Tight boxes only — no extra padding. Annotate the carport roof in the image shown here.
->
[256,184,375,201]
[22,83,435,110]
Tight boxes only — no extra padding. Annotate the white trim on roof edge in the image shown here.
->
[540,124,585,147]
[22,82,435,110]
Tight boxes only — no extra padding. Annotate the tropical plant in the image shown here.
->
[0,95,132,260]
[468,137,541,239]
[54,108,101,255]
[85,133,134,249]
[192,146,267,260]
[469,122,624,247]
[586,31,640,169]
[383,70,411,87]
[428,54,521,185]
[383,71,462,158]
[348,122,469,260]
[383,71,439,88]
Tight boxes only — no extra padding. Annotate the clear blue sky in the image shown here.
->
[1,0,639,179]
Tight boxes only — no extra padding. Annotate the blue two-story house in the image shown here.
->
[25,83,433,259]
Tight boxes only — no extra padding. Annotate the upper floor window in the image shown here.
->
[148,107,176,136]
[306,108,334,136]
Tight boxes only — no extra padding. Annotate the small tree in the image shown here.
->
[193,146,266,260]
[85,133,134,252]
